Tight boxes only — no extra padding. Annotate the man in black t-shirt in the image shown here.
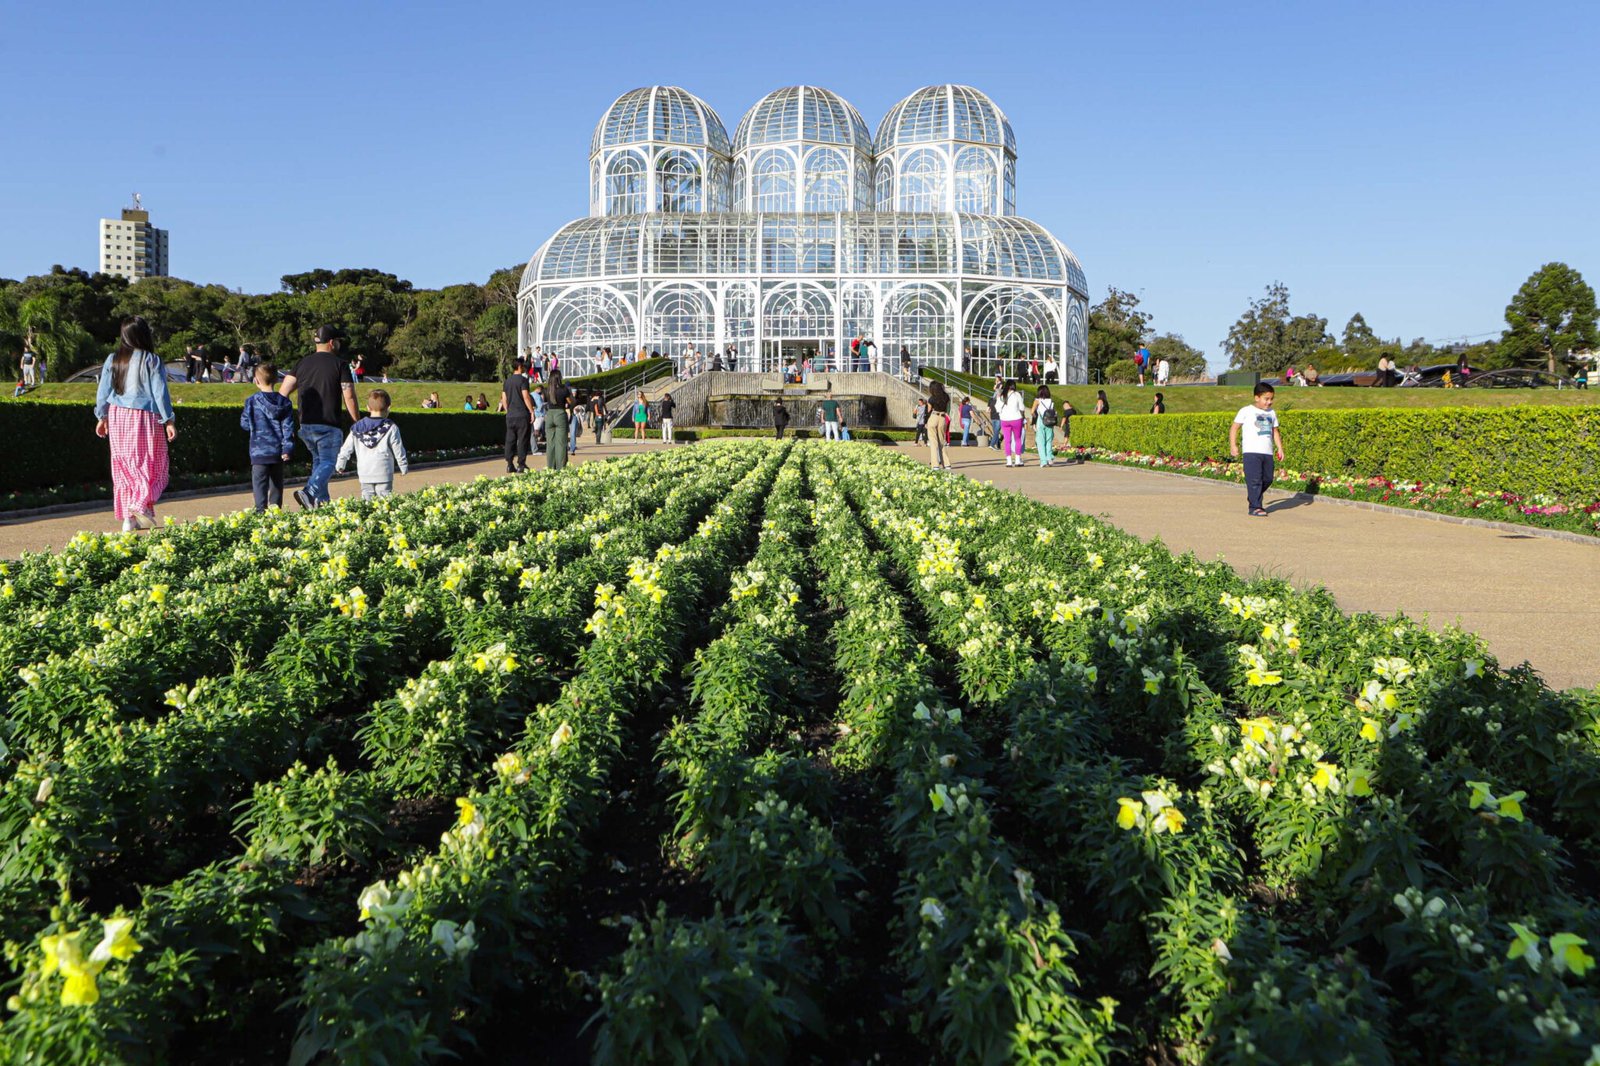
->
[280,325,359,508]
[503,358,536,472]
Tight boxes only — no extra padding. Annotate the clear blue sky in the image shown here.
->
[4,0,1596,371]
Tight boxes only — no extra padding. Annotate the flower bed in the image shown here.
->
[1081,446,1600,537]
[1,441,1597,1063]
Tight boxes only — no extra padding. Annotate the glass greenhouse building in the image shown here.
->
[518,84,1088,380]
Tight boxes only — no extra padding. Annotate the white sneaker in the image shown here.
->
[121,518,134,533]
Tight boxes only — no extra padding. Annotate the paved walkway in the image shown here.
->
[4,439,1594,691]
[910,443,1598,692]
[0,444,658,557]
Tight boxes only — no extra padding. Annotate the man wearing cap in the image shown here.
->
[280,325,359,508]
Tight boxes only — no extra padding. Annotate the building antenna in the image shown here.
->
[131,192,143,211]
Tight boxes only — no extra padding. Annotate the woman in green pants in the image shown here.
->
[545,370,571,470]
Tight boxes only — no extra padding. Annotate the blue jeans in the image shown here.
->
[298,423,343,504]
[961,418,971,446]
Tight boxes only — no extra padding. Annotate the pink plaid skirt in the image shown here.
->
[107,405,169,521]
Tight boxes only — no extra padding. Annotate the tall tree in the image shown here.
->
[1223,282,1331,373]
[1341,312,1379,356]
[1501,262,1598,374]
[1145,333,1206,379]
[1087,287,1151,380]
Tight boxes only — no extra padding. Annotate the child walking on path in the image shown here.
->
[240,363,296,511]
[1229,382,1285,517]
[336,389,410,499]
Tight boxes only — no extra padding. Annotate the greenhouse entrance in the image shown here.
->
[763,338,823,374]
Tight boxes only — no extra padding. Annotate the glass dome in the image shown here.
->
[875,84,1016,155]
[732,86,871,155]
[873,85,1017,216]
[731,87,873,213]
[589,87,732,217]
[592,86,731,156]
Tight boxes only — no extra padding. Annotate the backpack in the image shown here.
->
[1041,404,1059,428]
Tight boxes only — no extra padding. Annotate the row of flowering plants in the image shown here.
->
[591,460,860,1063]
[820,445,1600,1062]
[1,440,1597,1061]
[1080,446,1600,536]
[0,446,768,1062]
[285,444,784,1063]
[809,452,1117,1063]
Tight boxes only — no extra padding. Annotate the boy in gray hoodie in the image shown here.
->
[335,389,410,499]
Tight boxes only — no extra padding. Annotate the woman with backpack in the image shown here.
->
[93,316,177,531]
[1031,385,1059,467]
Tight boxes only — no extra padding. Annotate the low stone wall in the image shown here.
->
[662,371,929,427]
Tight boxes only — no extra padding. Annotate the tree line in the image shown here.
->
[1086,261,1596,382]
[1217,263,1596,378]
[0,264,523,382]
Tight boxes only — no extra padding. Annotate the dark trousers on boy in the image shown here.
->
[252,463,284,512]
[1243,453,1275,513]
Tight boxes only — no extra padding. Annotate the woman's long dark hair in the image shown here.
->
[111,317,155,395]
[928,380,949,407]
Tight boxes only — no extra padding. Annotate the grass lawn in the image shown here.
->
[922,370,1600,414]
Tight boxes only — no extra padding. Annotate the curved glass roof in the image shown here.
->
[591,86,731,157]
[522,212,1081,293]
[732,86,872,154]
[875,84,1016,156]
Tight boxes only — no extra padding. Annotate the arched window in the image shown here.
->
[646,284,715,371]
[733,160,748,212]
[591,160,601,214]
[1003,159,1016,215]
[752,149,796,213]
[657,150,702,213]
[897,148,945,212]
[605,151,646,215]
[541,285,637,357]
[875,160,894,211]
[954,147,996,215]
[803,147,849,212]
[884,283,954,368]
[763,282,833,338]
[964,286,1060,378]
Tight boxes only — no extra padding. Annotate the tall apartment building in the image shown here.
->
[99,202,169,280]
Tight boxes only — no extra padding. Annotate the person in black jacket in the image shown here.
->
[772,399,789,439]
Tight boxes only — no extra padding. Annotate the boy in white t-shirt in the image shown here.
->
[1229,383,1285,517]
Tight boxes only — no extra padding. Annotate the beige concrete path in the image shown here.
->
[0,442,672,558]
[904,442,1598,692]
[4,438,1593,690]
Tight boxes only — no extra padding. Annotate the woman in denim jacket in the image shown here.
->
[93,317,177,531]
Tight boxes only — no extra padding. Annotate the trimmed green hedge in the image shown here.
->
[570,355,675,396]
[1070,407,1600,499]
[0,399,505,492]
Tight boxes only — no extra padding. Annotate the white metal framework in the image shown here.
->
[528,84,1086,380]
